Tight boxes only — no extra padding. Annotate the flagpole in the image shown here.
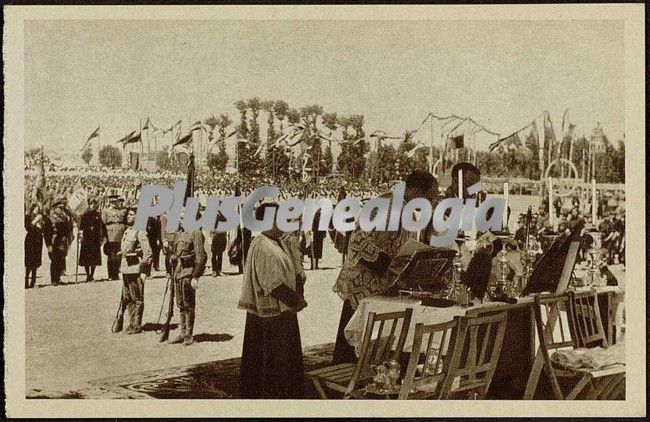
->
[139,118,143,172]
[147,118,150,163]
[429,113,434,174]
[98,124,101,168]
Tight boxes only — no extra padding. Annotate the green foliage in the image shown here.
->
[99,145,122,169]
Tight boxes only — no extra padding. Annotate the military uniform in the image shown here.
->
[43,202,74,285]
[160,214,178,276]
[169,229,207,345]
[102,203,127,280]
[119,226,152,334]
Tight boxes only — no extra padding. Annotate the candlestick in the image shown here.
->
[591,178,597,226]
[458,169,463,200]
[503,182,509,232]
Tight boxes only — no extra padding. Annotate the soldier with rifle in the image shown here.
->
[115,206,152,334]
[166,209,207,345]
[102,195,127,280]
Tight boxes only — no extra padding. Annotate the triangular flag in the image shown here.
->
[173,132,193,147]
[117,131,137,144]
[121,132,142,148]
[88,126,100,140]
[80,126,100,151]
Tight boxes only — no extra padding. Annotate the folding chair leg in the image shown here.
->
[311,377,329,399]
[606,375,626,399]
[523,352,545,399]
[566,374,591,400]
[600,374,625,400]
[585,375,621,400]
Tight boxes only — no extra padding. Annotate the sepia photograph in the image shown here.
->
[3,4,646,418]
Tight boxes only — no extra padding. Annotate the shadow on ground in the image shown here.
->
[193,333,234,343]
[141,322,179,332]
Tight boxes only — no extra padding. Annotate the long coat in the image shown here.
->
[310,210,326,260]
[79,209,106,266]
[25,213,44,268]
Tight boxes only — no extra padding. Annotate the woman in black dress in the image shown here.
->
[238,203,307,399]
[79,198,106,281]
[25,203,45,288]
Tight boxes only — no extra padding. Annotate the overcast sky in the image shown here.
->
[25,19,624,156]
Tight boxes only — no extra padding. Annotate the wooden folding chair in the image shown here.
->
[567,290,608,348]
[438,310,509,399]
[308,307,413,399]
[533,292,625,400]
[397,317,462,400]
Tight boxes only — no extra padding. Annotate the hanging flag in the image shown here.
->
[488,130,527,153]
[32,147,48,204]
[449,134,464,149]
[68,181,88,218]
[184,153,195,205]
[406,142,426,158]
[173,132,193,147]
[274,124,306,147]
[121,132,142,148]
[79,126,100,151]
[369,130,401,140]
[117,131,137,145]
[88,126,100,140]
[545,112,558,165]
[189,120,206,132]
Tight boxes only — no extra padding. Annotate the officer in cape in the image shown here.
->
[119,206,152,334]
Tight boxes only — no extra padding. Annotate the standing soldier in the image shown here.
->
[169,212,207,345]
[119,206,152,334]
[160,213,177,277]
[210,211,228,277]
[43,196,74,286]
[102,195,127,280]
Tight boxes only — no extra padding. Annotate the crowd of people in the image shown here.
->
[24,159,626,399]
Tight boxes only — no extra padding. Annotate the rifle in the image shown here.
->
[159,264,175,342]
[111,295,126,333]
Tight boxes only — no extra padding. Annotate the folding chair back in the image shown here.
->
[568,290,608,348]
[440,310,508,399]
[397,317,461,399]
[347,307,414,395]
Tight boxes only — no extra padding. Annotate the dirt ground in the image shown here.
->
[25,236,345,396]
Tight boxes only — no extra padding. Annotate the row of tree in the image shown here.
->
[73,97,625,184]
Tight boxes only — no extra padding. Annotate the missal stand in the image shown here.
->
[390,241,456,306]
